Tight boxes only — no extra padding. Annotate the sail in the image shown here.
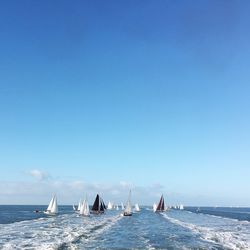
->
[156,195,165,212]
[77,199,82,211]
[92,194,100,212]
[153,203,157,212]
[134,203,140,212]
[47,196,54,211]
[100,198,105,212]
[124,190,132,215]
[107,201,113,210]
[79,199,89,216]
[79,200,85,215]
[83,200,90,216]
[121,202,124,210]
[50,195,58,214]
[91,194,105,213]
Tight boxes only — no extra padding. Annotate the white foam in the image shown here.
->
[0,213,122,250]
[162,213,250,250]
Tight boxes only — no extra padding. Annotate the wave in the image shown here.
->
[162,213,250,250]
[0,213,122,249]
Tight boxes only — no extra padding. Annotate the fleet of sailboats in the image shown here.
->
[43,193,183,217]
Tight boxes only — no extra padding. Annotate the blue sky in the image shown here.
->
[0,0,250,206]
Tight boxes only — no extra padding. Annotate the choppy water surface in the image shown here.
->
[0,206,250,249]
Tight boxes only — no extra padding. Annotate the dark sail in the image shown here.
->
[156,195,165,212]
[100,198,105,211]
[91,194,100,211]
[100,200,104,212]
[91,194,105,214]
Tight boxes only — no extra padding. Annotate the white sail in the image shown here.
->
[45,195,58,215]
[83,200,90,216]
[79,200,85,215]
[124,190,132,215]
[116,205,119,210]
[77,199,82,211]
[134,203,140,212]
[80,199,90,216]
[121,202,124,210]
[50,196,58,214]
[47,196,54,211]
[153,203,157,212]
[107,201,113,210]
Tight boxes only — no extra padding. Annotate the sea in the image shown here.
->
[0,205,250,249]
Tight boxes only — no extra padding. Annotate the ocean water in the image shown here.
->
[0,206,250,249]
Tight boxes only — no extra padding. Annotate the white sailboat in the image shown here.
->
[134,203,140,212]
[79,198,90,216]
[121,202,125,210]
[153,203,157,212]
[123,190,132,216]
[44,195,58,215]
[107,201,113,210]
[116,204,119,210]
[77,199,82,211]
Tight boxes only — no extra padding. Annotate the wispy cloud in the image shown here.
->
[27,169,49,181]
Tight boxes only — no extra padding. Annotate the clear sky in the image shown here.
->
[0,0,250,206]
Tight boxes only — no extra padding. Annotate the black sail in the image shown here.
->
[100,198,105,211]
[92,194,100,211]
[156,195,165,211]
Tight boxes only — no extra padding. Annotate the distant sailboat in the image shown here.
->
[107,201,113,210]
[79,198,90,216]
[123,190,132,216]
[91,194,105,214]
[153,203,157,212]
[77,199,82,212]
[73,204,76,211]
[121,202,125,210]
[44,195,58,215]
[154,195,165,212]
[134,203,140,212]
[116,204,119,210]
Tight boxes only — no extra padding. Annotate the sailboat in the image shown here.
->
[107,201,113,210]
[154,195,165,212]
[116,204,119,210]
[123,190,132,216]
[134,203,140,212]
[121,202,125,210]
[179,204,184,210]
[77,199,82,212]
[79,198,90,216]
[91,194,105,214]
[73,204,77,211]
[153,203,157,212]
[44,195,58,215]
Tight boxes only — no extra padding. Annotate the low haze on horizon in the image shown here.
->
[0,0,250,206]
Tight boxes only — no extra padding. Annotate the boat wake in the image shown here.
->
[162,213,250,249]
[0,213,122,249]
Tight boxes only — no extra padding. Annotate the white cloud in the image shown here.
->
[27,169,48,181]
